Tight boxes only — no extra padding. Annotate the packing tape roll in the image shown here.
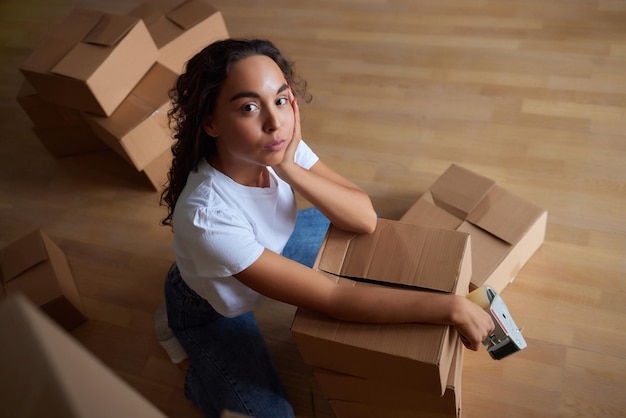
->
[467,286,491,310]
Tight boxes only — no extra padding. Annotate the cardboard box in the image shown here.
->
[83,63,177,171]
[31,125,109,158]
[16,80,108,157]
[0,293,166,418]
[0,230,86,330]
[16,80,86,127]
[328,399,459,418]
[19,8,158,116]
[315,339,463,416]
[291,219,472,395]
[400,164,547,293]
[129,0,229,74]
[143,147,172,191]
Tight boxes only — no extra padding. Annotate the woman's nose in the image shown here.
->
[263,108,281,132]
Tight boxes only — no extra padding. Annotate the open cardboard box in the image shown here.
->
[400,164,547,293]
[83,63,177,172]
[0,293,166,418]
[317,338,463,417]
[129,0,229,74]
[291,219,472,395]
[0,230,85,331]
[20,8,158,117]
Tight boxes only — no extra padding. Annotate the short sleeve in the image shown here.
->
[185,208,265,278]
[295,140,319,169]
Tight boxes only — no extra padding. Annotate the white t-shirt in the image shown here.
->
[172,141,319,317]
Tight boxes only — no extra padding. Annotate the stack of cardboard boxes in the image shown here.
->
[291,164,547,417]
[16,0,229,190]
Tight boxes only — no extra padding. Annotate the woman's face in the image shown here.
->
[204,54,294,176]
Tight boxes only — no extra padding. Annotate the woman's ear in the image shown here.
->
[203,118,218,137]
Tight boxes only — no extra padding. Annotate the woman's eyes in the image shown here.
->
[240,97,289,113]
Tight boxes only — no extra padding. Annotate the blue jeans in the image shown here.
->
[165,264,294,418]
[281,207,330,268]
[164,208,329,417]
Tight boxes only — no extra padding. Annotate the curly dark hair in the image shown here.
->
[159,38,310,228]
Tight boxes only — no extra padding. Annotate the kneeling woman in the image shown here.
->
[159,38,494,418]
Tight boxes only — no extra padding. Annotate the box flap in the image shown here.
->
[316,227,358,274]
[86,63,175,139]
[0,230,48,284]
[19,9,104,74]
[457,221,510,285]
[430,164,495,220]
[466,185,546,245]
[166,0,217,30]
[399,194,464,230]
[131,63,178,109]
[82,14,139,47]
[319,219,470,294]
[128,2,163,27]
[50,14,140,81]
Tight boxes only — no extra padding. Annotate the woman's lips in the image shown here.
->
[265,140,286,152]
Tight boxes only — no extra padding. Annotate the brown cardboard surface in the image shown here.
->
[20,9,158,116]
[0,230,86,330]
[143,147,172,191]
[314,339,463,414]
[17,80,85,127]
[291,219,472,395]
[328,399,460,418]
[32,125,108,158]
[317,220,472,294]
[401,164,547,293]
[83,63,177,171]
[130,0,229,74]
[0,293,166,418]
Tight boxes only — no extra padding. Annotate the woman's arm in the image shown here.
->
[279,160,377,234]
[272,89,377,235]
[235,249,494,351]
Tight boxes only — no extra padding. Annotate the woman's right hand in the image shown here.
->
[452,296,495,351]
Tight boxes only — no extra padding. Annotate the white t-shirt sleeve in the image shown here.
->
[295,140,319,169]
[185,207,264,278]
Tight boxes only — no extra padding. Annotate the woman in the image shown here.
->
[160,38,494,418]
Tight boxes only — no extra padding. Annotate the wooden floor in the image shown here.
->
[2,0,625,417]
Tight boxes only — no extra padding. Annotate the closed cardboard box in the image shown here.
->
[291,219,472,395]
[129,0,229,74]
[322,341,464,418]
[0,294,166,418]
[316,339,463,417]
[0,230,85,331]
[83,63,177,172]
[401,164,547,293]
[20,9,158,116]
